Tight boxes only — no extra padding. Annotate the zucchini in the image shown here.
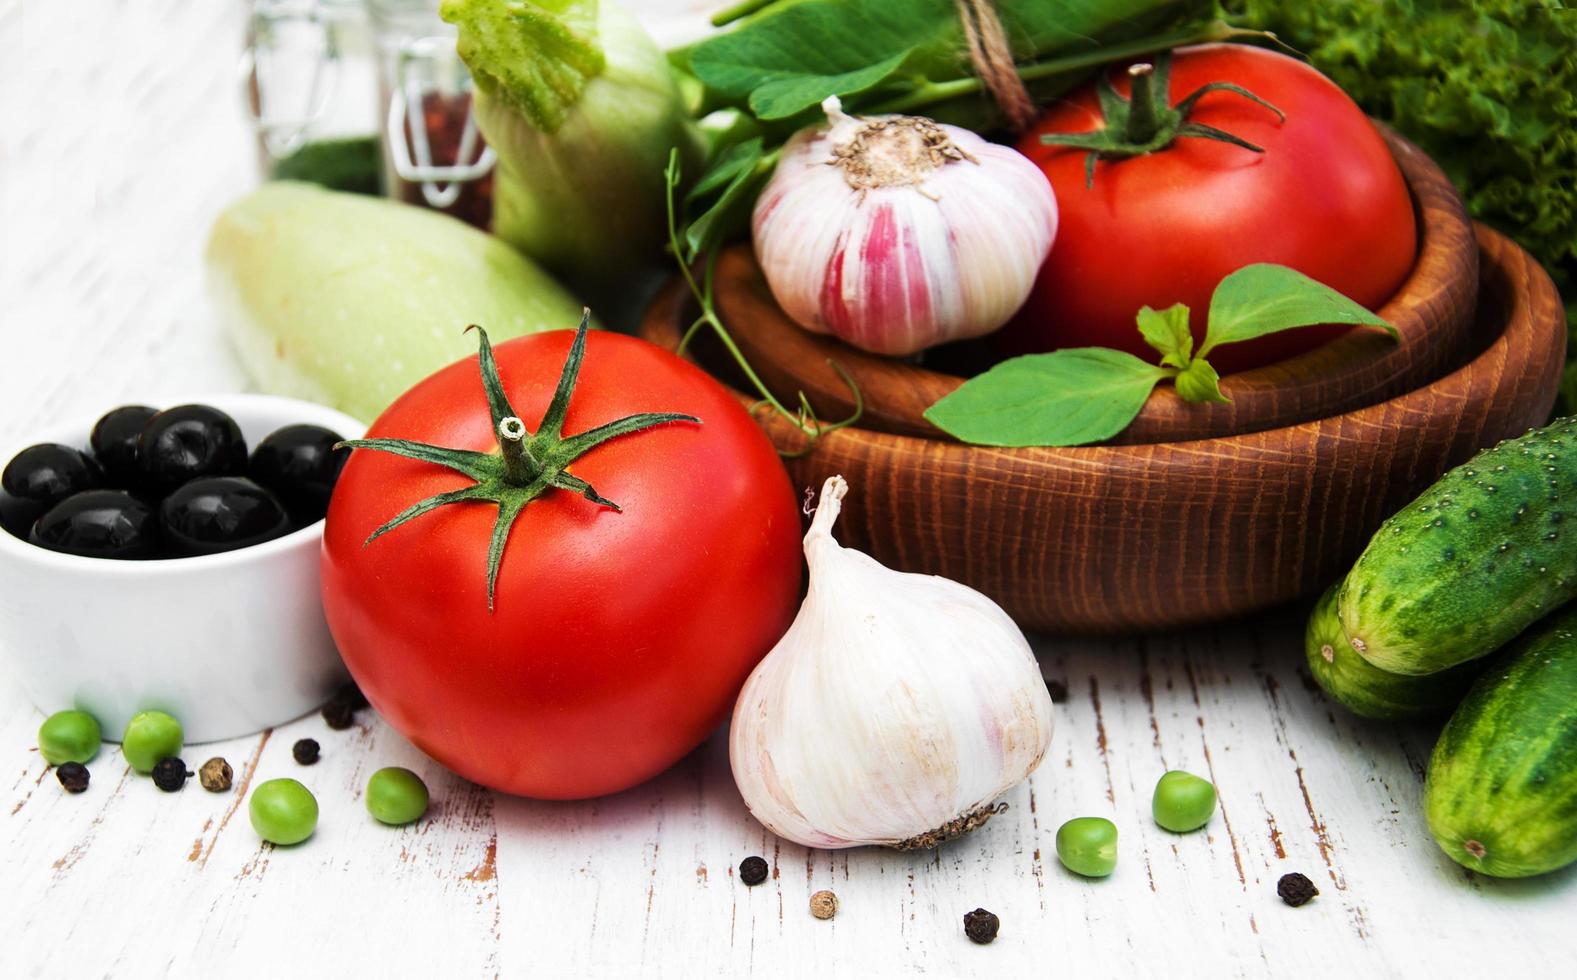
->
[1338,418,1577,675]
[1305,584,1480,720]
[1425,605,1577,877]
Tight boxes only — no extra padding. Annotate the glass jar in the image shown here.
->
[368,0,494,229]
[243,0,382,194]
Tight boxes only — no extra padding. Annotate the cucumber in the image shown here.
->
[1424,605,1577,877]
[1305,584,1481,720]
[271,136,383,197]
[1338,417,1577,675]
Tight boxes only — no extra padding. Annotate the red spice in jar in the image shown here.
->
[397,91,493,230]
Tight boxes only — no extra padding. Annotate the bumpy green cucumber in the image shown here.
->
[1338,418,1577,675]
[1305,584,1480,720]
[1424,605,1577,877]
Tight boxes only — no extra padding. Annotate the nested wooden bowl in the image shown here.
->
[705,129,1478,443]
[641,226,1565,633]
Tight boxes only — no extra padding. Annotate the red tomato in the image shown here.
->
[321,330,802,799]
[1004,44,1417,374]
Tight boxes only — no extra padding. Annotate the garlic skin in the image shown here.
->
[729,476,1054,849]
[751,97,1058,357]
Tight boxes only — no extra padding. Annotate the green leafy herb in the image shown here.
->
[1202,264,1396,355]
[924,264,1396,447]
[923,349,1167,448]
[1135,303,1193,369]
[679,137,770,263]
[1173,359,1227,404]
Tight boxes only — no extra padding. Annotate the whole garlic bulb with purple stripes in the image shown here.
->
[751,96,1058,357]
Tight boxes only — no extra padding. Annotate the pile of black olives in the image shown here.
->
[0,404,347,560]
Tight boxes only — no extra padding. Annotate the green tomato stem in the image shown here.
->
[1124,64,1161,143]
[496,416,537,486]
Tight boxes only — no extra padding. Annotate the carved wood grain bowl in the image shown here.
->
[706,128,1479,444]
[641,226,1565,633]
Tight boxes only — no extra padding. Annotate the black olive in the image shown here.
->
[159,476,291,556]
[249,424,348,525]
[90,405,158,488]
[30,490,159,559]
[2,443,101,508]
[0,492,46,541]
[136,405,247,495]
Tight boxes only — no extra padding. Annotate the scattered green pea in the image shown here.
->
[1152,770,1217,833]
[1056,817,1118,878]
[249,778,319,845]
[121,710,183,774]
[38,710,101,766]
[366,767,429,826]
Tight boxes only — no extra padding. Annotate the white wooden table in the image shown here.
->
[2,3,1573,977]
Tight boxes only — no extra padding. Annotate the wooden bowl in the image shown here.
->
[708,128,1478,443]
[641,225,1564,633]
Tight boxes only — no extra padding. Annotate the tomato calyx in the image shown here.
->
[1040,51,1285,188]
[337,311,701,610]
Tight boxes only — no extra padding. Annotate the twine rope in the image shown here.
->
[954,0,1037,131]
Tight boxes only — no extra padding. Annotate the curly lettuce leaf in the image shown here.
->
[1228,1,1577,390]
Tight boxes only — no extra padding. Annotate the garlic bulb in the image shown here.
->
[729,476,1054,849]
[751,96,1058,357]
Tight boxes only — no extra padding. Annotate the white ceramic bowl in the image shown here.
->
[0,393,364,743]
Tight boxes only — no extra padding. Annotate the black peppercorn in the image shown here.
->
[739,855,769,886]
[1044,679,1068,703]
[322,698,356,730]
[56,762,90,793]
[336,680,369,711]
[1277,872,1319,907]
[963,908,1000,944]
[151,757,190,792]
[292,738,321,765]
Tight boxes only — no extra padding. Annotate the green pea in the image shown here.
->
[366,767,429,826]
[1056,817,1118,877]
[38,710,102,766]
[1152,770,1217,833]
[249,778,319,845]
[121,710,183,774]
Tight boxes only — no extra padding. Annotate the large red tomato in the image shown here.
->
[321,325,802,799]
[1004,44,1417,374]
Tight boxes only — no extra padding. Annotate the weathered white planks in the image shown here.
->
[2,1,1576,977]
[9,614,1574,977]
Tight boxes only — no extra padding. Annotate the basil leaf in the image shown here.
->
[1202,263,1397,355]
[749,52,914,120]
[1174,358,1228,403]
[686,137,764,203]
[688,1,944,120]
[1136,303,1194,370]
[924,349,1168,448]
[681,138,768,261]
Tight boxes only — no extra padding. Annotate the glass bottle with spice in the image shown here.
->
[368,0,494,230]
[244,0,383,195]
